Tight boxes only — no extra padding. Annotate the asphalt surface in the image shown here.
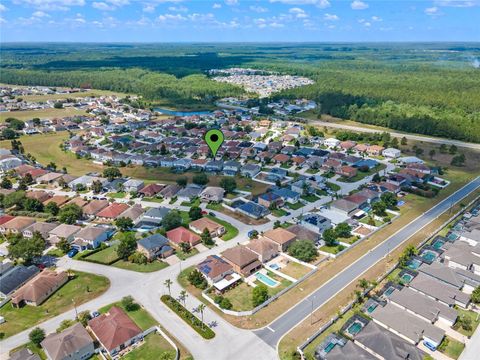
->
[254,176,480,348]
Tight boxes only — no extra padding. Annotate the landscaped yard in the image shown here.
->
[180,198,200,207]
[0,271,110,338]
[337,164,387,183]
[279,261,312,279]
[99,301,157,331]
[286,202,304,210]
[205,215,239,241]
[453,308,480,337]
[325,181,341,192]
[301,194,320,203]
[318,244,344,254]
[107,192,126,199]
[112,259,169,273]
[176,247,199,261]
[438,336,465,360]
[123,332,176,360]
[46,248,64,257]
[272,208,288,217]
[85,244,120,264]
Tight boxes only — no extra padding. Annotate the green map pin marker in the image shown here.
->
[205,129,224,159]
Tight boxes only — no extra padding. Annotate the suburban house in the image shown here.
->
[246,237,279,263]
[0,264,39,298]
[441,241,480,275]
[300,214,332,234]
[88,306,143,356]
[138,183,165,197]
[197,255,234,284]
[23,222,59,239]
[331,198,359,216]
[8,348,41,360]
[189,217,225,237]
[122,179,144,193]
[158,184,182,199]
[337,165,357,179]
[11,270,68,307]
[166,226,202,247]
[221,245,262,277]
[82,199,109,217]
[118,205,144,223]
[72,226,111,250]
[176,184,203,202]
[263,228,297,252]
[287,224,321,243]
[27,190,51,203]
[271,187,300,204]
[137,233,173,260]
[41,322,95,360]
[418,261,480,294]
[237,201,270,219]
[200,187,225,202]
[136,207,170,228]
[383,148,401,158]
[240,164,261,178]
[0,217,35,235]
[258,192,284,209]
[96,203,130,221]
[48,224,81,245]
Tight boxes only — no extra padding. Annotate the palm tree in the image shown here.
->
[357,278,369,291]
[164,279,172,296]
[197,304,206,330]
[179,290,188,308]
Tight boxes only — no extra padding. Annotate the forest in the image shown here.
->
[1,43,479,141]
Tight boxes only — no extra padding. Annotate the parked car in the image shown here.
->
[208,212,216,217]
[67,248,78,258]
[423,341,437,352]
[91,311,100,318]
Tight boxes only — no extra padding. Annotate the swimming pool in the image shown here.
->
[269,263,281,271]
[255,272,279,287]
[421,250,437,262]
[384,287,395,296]
[407,259,422,270]
[401,273,414,283]
[366,303,378,313]
[447,233,459,241]
[347,321,363,335]
[433,239,445,250]
[324,342,336,353]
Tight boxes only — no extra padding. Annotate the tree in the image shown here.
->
[162,210,182,231]
[58,204,83,224]
[188,206,202,221]
[128,251,147,264]
[288,240,318,262]
[102,167,121,181]
[248,230,259,239]
[335,222,352,238]
[176,176,188,187]
[91,180,103,194]
[220,177,237,194]
[323,228,337,247]
[179,241,191,253]
[8,232,45,263]
[45,201,60,216]
[372,201,387,216]
[29,327,45,347]
[273,220,281,229]
[116,233,137,260]
[451,153,466,167]
[414,147,424,157]
[471,286,480,304]
[3,190,26,209]
[219,297,232,310]
[380,192,398,209]
[195,303,206,330]
[192,173,209,186]
[160,144,167,155]
[115,217,133,232]
[57,319,76,333]
[77,311,91,326]
[122,295,139,311]
[2,128,16,140]
[179,290,188,307]
[53,102,63,109]
[449,144,457,154]
[401,137,407,145]
[372,173,381,183]
[57,238,71,254]
[439,143,448,153]
[0,177,12,189]
[47,162,57,171]
[201,228,214,246]
[357,278,370,291]
[252,284,269,306]
[23,198,44,212]
[164,279,173,296]
[429,149,436,159]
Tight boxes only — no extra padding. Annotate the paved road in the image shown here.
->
[254,176,480,348]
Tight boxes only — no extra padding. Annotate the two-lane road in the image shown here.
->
[255,176,480,348]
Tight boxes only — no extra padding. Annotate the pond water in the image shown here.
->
[154,107,211,116]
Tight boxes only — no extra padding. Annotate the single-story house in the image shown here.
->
[189,217,225,237]
[138,183,165,197]
[122,179,144,193]
[167,227,202,247]
[0,216,36,235]
[176,184,203,202]
[197,255,234,284]
[159,184,182,199]
[200,187,225,202]
[96,203,130,221]
[0,264,39,297]
[41,322,95,360]
[300,213,332,235]
[271,187,300,204]
[136,207,170,228]
[23,222,59,240]
[241,164,261,178]
[383,148,401,158]
[236,201,270,219]
[287,224,321,243]
[330,199,359,217]
[48,224,81,245]
[11,270,68,307]
[263,228,297,252]
[82,199,109,217]
[258,192,284,209]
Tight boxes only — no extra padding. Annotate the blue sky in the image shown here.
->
[1,0,479,42]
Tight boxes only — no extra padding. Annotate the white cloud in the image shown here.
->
[106,0,129,6]
[351,1,369,10]
[270,0,325,5]
[0,4,8,11]
[32,10,50,17]
[13,0,85,11]
[250,5,268,13]
[92,2,115,11]
[289,7,308,18]
[225,0,238,5]
[157,13,187,22]
[0,16,6,23]
[323,13,339,21]
[425,6,439,15]
[434,0,478,7]
[143,4,155,13]
[168,5,188,12]
[213,3,222,9]
[371,15,382,21]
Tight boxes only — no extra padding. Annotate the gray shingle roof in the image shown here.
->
[0,265,39,296]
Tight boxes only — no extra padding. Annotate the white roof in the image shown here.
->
[213,272,242,291]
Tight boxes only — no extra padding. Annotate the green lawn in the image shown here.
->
[272,208,288,217]
[123,332,176,360]
[176,248,199,261]
[46,248,64,257]
[85,244,120,264]
[0,271,110,338]
[99,301,157,331]
[112,259,169,273]
[319,244,343,254]
[325,182,341,192]
[107,192,126,199]
[453,308,480,337]
[205,215,239,241]
[180,198,201,207]
[438,336,465,360]
[337,164,387,183]
[206,202,223,211]
[142,197,164,203]
[301,194,320,203]
[286,202,304,210]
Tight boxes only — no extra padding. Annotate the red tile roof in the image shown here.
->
[96,203,130,219]
[166,227,201,246]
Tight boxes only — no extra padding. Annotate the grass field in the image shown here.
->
[123,333,176,360]
[0,107,89,122]
[85,244,120,264]
[279,261,312,279]
[112,259,169,272]
[0,271,110,338]
[205,215,239,241]
[439,336,465,360]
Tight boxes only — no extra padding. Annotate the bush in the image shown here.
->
[288,240,318,262]
[121,296,140,312]
[219,297,232,310]
[29,327,45,346]
[252,284,269,307]
[188,269,208,290]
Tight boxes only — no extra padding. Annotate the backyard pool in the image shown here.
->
[269,263,281,271]
[401,273,414,283]
[366,303,378,313]
[421,250,438,262]
[324,342,336,353]
[447,232,459,241]
[384,286,395,296]
[433,239,445,250]
[346,321,364,336]
[255,272,279,287]
[407,259,422,270]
